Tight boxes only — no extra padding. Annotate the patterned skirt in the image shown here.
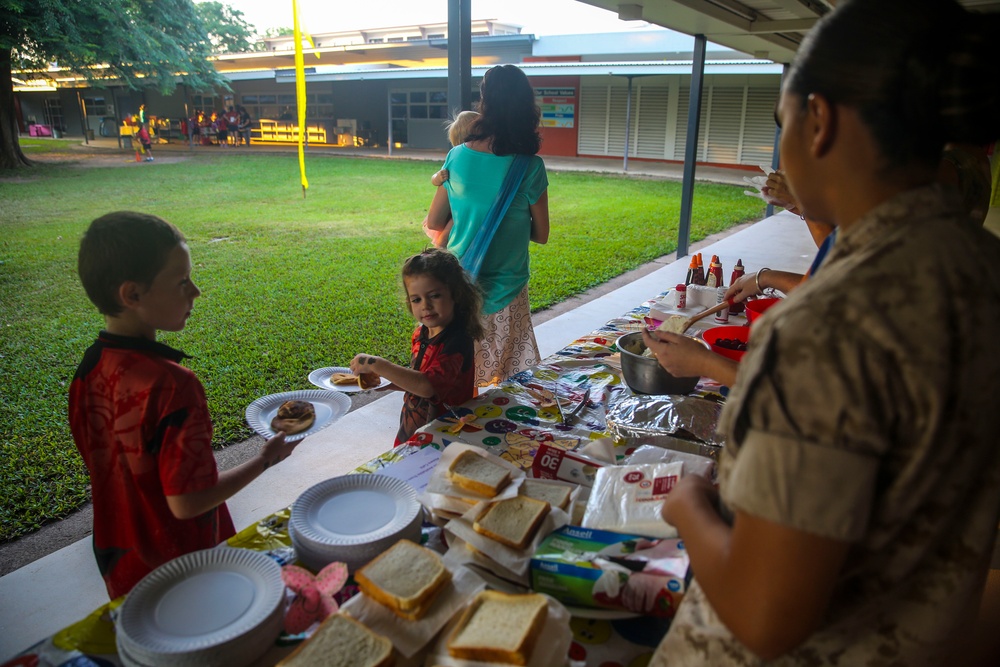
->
[475,286,539,387]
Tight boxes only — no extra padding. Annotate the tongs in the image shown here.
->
[561,388,590,426]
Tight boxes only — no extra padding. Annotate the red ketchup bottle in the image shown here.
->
[706,255,724,288]
[729,258,745,315]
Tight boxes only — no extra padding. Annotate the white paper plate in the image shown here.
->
[117,548,284,657]
[118,601,285,667]
[290,512,423,572]
[291,475,420,548]
[308,366,390,393]
[245,389,350,442]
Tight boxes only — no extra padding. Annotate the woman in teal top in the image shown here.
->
[425,65,550,386]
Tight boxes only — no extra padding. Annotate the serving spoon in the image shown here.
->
[655,299,732,335]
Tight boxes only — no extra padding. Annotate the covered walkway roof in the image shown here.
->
[578,0,1000,64]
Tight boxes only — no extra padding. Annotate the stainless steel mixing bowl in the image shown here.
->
[616,331,700,395]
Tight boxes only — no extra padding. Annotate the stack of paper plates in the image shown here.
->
[290,474,423,572]
[115,548,285,667]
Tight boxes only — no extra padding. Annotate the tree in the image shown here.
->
[255,26,295,51]
[0,0,228,169]
[195,1,258,54]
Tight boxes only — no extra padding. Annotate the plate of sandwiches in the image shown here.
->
[308,366,389,393]
[245,390,351,443]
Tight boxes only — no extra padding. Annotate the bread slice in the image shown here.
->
[355,539,451,621]
[277,613,393,667]
[519,479,572,512]
[447,450,511,497]
[473,495,550,550]
[447,591,548,665]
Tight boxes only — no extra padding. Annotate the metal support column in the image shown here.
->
[623,76,634,172]
[765,64,790,218]
[677,34,707,259]
[447,0,472,116]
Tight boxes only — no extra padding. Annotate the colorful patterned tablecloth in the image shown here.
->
[10,293,732,667]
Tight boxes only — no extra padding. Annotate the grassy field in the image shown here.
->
[0,139,765,540]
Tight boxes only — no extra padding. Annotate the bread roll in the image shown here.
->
[270,400,315,435]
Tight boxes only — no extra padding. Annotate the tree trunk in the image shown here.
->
[1,48,33,169]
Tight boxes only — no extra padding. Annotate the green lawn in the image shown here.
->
[0,141,765,540]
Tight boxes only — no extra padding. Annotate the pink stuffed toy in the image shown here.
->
[281,561,349,634]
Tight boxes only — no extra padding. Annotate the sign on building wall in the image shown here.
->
[535,88,576,128]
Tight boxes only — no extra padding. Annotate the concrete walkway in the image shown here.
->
[0,207,817,660]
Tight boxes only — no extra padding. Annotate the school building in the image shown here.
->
[13,19,783,169]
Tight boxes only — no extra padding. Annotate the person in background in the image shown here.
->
[423,65,550,387]
[237,106,252,146]
[223,106,239,146]
[214,110,228,147]
[650,1,1000,665]
[423,110,480,247]
[135,124,153,162]
[350,248,484,446]
[70,212,298,599]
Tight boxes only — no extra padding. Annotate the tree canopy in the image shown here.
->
[0,0,249,168]
[195,1,259,54]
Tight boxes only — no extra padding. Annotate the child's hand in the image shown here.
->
[350,354,382,375]
[259,431,298,471]
[431,169,449,187]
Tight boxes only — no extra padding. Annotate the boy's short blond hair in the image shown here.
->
[447,110,480,146]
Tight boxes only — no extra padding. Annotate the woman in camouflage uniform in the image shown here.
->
[646,1,1000,665]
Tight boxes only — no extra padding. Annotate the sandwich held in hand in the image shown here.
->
[331,371,381,389]
[355,539,451,620]
[447,590,548,665]
[271,400,316,435]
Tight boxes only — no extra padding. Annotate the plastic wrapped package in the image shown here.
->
[626,444,716,481]
[581,461,684,538]
[606,393,725,459]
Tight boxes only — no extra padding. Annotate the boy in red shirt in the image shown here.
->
[70,211,298,599]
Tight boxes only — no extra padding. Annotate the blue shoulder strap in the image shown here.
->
[460,154,532,280]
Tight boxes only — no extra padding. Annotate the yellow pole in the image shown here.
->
[292,0,309,197]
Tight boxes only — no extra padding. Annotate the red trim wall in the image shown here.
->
[530,75,581,158]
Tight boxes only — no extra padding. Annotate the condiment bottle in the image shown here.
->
[675,283,687,309]
[706,255,724,288]
[729,259,745,315]
[684,256,698,285]
[714,286,730,323]
[693,253,706,286]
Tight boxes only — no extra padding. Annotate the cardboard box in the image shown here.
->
[531,443,605,487]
